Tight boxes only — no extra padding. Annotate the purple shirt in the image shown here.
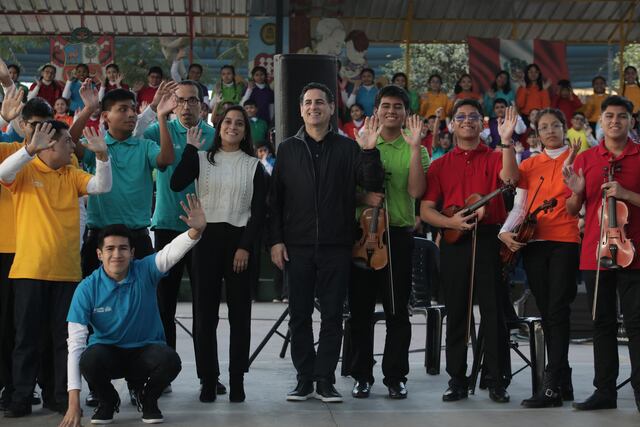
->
[249,85,274,123]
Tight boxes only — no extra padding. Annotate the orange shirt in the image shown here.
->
[517,149,580,243]
[516,85,551,115]
[623,84,640,113]
[581,93,607,123]
[419,91,450,118]
[0,142,22,253]
[55,113,74,127]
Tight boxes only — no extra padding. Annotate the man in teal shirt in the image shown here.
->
[349,85,429,400]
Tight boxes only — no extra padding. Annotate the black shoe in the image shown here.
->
[31,391,41,405]
[442,386,468,402]
[572,392,616,410]
[0,397,9,412]
[387,381,407,399]
[315,381,342,403]
[216,380,227,395]
[91,394,120,425]
[229,374,245,402]
[199,382,217,403]
[86,391,99,407]
[351,381,371,399]
[489,387,510,403]
[521,388,562,408]
[4,401,32,418]
[141,396,163,424]
[286,381,314,401]
[635,392,640,413]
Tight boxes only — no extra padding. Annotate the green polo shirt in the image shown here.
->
[375,134,430,227]
[144,119,214,231]
[249,117,269,144]
[84,132,160,229]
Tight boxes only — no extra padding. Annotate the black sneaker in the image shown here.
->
[286,381,314,401]
[86,391,99,407]
[315,381,343,403]
[199,382,216,403]
[141,397,163,424]
[216,380,227,395]
[91,394,120,425]
[4,401,32,418]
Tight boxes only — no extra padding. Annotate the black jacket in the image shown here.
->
[268,127,384,247]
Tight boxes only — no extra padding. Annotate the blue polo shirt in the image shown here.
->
[68,80,84,112]
[356,85,379,117]
[144,119,214,232]
[84,132,160,229]
[67,254,167,348]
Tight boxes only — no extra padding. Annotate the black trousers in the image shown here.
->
[287,245,351,384]
[80,344,181,402]
[583,269,640,396]
[81,228,154,278]
[154,229,192,350]
[0,253,14,399]
[348,227,413,385]
[440,225,509,388]
[522,241,579,380]
[11,279,76,404]
[191,223,252,383]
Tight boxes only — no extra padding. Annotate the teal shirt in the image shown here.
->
[144,119,214,231]
[84,133,160,229]
[483,89,515,117]
[375,134,430,227]
[249,117,269,144]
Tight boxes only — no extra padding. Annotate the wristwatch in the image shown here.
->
[497,143,513,149]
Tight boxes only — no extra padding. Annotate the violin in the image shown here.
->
[500,198,557,265]
[598,162,635,269]
[353,205,388,270]
[442,184,515,244]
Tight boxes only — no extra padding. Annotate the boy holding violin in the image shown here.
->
[348,85,429,400]
[420,100,519,403]
[564,95,640,412]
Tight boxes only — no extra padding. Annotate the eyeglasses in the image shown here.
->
[453,113,482,123]
[175,97,200,106]
[538,123,563,133]
[25,120,44,128]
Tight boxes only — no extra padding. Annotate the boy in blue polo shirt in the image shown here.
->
[60,194,206,426]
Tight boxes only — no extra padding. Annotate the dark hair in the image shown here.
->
[360,68,375,77]
[391,72,408,89]
[43,119,70,138]
[454,74,473,95]
[557,79,572,89]
[177,79,204,102]
[41,64,56,74]
[243,99,257,107]
[106,63,119,72]
[592,75,606,85]
[451,98,483,117]
[189,63,204,74]
[493,98,508,108]
[251,66,267,76]
[207,105,255,166]
[624,66,640,86]
[345,30,369,52]
[490,70,511,94]
[572,111,586,119]
[148,66,163,78]
[102,88,136,111]
[22,97,53,120]
[524,63,544,90]
[98,224,133,249]
[7,64,20,75]
[76,63,89,72]
[601,95,634,114]
[426,115,436,121]
[374,85,410,110]
[428,74,442,86]
[221,64,235,76]
[350,103,364,112]
[54,97,70,108]
[299,82,334,104]
[534,108,567,132]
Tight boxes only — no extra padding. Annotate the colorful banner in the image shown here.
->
[248,17,289,83]
[50,28,115,80]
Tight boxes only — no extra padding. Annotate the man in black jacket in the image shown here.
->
[269,82,383,402]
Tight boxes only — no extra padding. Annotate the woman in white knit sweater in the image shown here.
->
[171,105,267,404]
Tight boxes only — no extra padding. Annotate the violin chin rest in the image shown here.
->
[352,259,373,271]
[598,257,620,269]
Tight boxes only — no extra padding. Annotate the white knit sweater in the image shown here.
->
[196,149,259,227]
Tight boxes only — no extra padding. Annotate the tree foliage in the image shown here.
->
[381,43,469,94]
[613,43,640,91]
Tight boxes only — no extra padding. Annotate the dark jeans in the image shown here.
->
[12,279,76,404]
[0,253,14,400]
[522,241,579,380]
[191,223,252,383]
[440,225,509,388]
[81,228,154,278]
[80,344,181,402]
[154,229,192,350]
[287,245,351,384]
[348,227,413,385]
[583,269,640,397]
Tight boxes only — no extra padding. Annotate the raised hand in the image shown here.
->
[564,137,581,169]
[339,77,348,91]
[179,193,207,236]
[79,78,99,111]
[0,87,24,122]
[402,114,424,147]
[435,107,444,121]
[82,127,108,159]
[26,122,57,155]
[157,93,178,117]
[355,115,382,150]
[132,81,145,92]
[151,80,179,111]
[563,166,585,196]
[186,127,204,149]
[497,106,518,143]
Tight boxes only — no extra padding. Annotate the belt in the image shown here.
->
[86,227,149,240]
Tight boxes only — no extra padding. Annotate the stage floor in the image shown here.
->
[5,302,637,427]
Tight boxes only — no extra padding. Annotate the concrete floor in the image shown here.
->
[3,302,638,427]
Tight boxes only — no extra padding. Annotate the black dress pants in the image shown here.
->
[154,229,192,350]
[191,223,252,383]
[440,225,509,388]
[0,253,14,400]
[11,279,76,405]
[286,245,351,384]
[583,269,640,397]
[348,227,413,385]
[522,241,579,379]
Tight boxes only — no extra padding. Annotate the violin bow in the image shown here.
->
[383,195,396,316]
[465,215,480,344]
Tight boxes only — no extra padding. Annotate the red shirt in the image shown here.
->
[423,143,507,225]
[421,133,433,156]
[553,95,583,125]
[29,81,63,107]
[565,140,640,270]
[342,121,363,140]
[136,86,158,107]
[103,82,130,94]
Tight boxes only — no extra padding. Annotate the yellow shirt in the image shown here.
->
[4,155,92,282]
[623,84,640,113]
[581,93,608,123]
[0,142,23,253]
[566,128,590,153]
[419,91,450,118]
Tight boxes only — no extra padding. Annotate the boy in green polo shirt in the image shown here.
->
[349,85,429,400]
[243,99,269,144]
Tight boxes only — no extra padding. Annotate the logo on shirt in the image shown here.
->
[93,306,112,313]
[32,179,44,188]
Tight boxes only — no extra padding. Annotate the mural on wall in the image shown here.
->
[50,28,114,80]
[248,17,289,82]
